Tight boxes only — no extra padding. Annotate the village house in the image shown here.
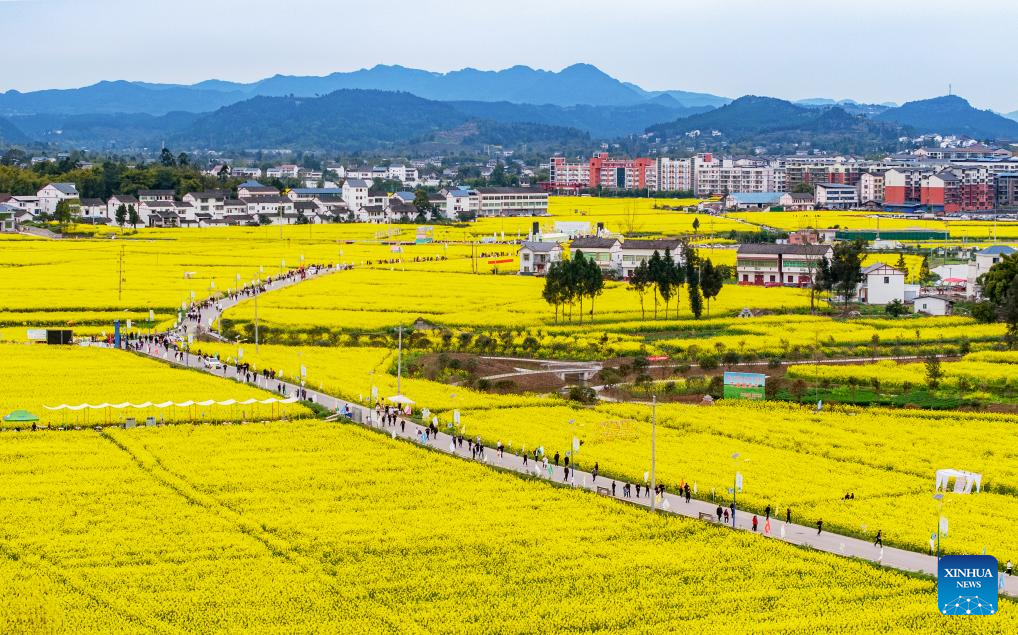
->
[237,181,280,198]
[36,182,78,215]
[619,239,684,279]
[518,241,563,275]
[570,236,623,275]
[855,262,906,305]
[736,244,833,287]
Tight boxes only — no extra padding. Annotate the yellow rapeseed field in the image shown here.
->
[0,421,1006,633]
[0,343,307,426]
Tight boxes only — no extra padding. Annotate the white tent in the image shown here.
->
[386,395,415,405]
[935,469,982,494]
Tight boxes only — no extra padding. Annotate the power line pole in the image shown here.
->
[650,395,657,512]
[118,244,125,302]
[254,280,260,353]
[396,325,403,395]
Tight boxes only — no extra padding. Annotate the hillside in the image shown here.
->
[874,95,1018,140]
[172,89,589,151]
[646,95,906,152]
[447,99,710,137]
[8,111,201,150]
[0,64,729,117]
[0,80,241,116]
[0,117,28,146]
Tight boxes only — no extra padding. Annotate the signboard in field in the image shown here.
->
[415,226,434,244]
[723,372,766,400]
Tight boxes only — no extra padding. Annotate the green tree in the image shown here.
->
[412,188,433,218]
[628,259,652,320]
[647,250,664,319]
[829,240,866,311]
[542,261,565,323]
[683,242,703,319]
[977,253,1018,346]
[159,148,176,167]
[885,299,909,317]
[810,255,832,314]
[894,253,909,280]
[918,255,933,284]
[128,204,140,230]
[115,203,128,230]
[700,258,724,316]
[692,217,700,235]
[924,355,944,390]
[53,197,78,230]
[581,256,605,321]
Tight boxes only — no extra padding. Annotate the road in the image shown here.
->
[126,265,1018,599]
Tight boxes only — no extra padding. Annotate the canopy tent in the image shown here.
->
[935,468,982,494]
[3,409,39,422]
[386,395,415,405]
[43,397,300,411]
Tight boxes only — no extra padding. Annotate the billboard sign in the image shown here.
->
[723,372,766,400]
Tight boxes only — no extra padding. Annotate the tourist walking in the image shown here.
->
[716,505,723,522]
[874,530,882,548]
[816,519,823,535]
[752,515,758,532]
[1007,560,1013,576]
[729,502,736,527]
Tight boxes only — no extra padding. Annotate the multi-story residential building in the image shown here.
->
[78,198,107,221]
[241,195,295,220]
[736,244,832,287]
[475,187,549,217]
[265,165,300,179]
[37,182,78,214]
[966,245,1017,297]
[137,189,174,204]
[237,181,280,198]
[815,183,859,209]
[856,263,906,305]
[183,191,228,218]
[546,153,655,192]
[657,157,692,192]
[106,195,139,220]
[914,145,1011,161]
[883,168,934,209]
[443,188,480,220]
[858,171,886,205]
[341,179,370,211]
[996,173,1018,211]
[230,166,263,178]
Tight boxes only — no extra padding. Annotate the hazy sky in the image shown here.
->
[3,0,1018,111]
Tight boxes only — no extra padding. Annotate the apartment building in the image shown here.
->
[475,187,549,217]
[736,244,833,287]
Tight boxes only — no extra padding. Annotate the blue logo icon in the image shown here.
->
[938,555,999,615]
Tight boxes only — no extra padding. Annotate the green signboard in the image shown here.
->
[723,372,766,400]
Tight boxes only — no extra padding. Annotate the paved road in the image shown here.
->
[126,267,1018,598]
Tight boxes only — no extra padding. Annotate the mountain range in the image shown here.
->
[873,95,1018,139]
[2,65,1017,153]
[646,96,908,153]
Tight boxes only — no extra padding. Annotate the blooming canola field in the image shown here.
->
[1,421,1009,633]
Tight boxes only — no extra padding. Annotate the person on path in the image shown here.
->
[563,466,570,482]
[786,508,791,524]
[765,505,771,520]
[816,519,823,535]
[497,441,503,459]
[635,484,641,498]
[716,505,723,522]
[592,462,599,482]
[729,502,736,527]
[611,481,617,497]
[723,509,729,524]
[874,530,883,548]
[522,451,528,467]
[684,484,691,503]
[554,452,560,466]
[1006,560,1013,576]
[752,515,758,532]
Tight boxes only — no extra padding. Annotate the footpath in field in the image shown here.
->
[133,266,1018,599]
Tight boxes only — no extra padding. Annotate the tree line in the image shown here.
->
[541,241,726,323]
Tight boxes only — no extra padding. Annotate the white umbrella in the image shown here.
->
[387,395,415,405]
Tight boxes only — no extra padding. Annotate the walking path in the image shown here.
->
[126,267,1018,598]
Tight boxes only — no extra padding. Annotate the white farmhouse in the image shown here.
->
[37,182,78,214]
[518,241,563,275]
[913,295,954,316]
[570,236,623,275]
[856,262,906,305]
[966,245,1015,297]
[342,179,370,212]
